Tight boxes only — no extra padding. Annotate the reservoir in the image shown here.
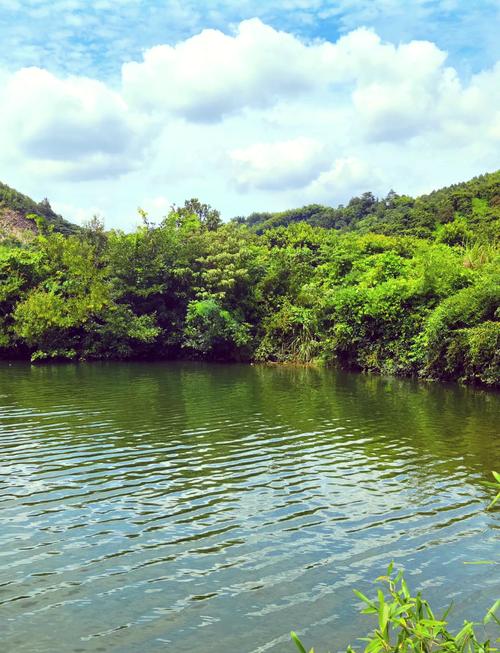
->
[0,362,498,652]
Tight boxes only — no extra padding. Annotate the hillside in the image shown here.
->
[235,170,500,241]
[0,181,78,238]
[2,171,498,242]
[0,170,498,384]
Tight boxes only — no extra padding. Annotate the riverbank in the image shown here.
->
[2,352,499,390]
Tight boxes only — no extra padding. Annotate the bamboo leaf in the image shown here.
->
[484,599,500,625]
[441,601,454,621]
[291,631,308,653]
[380,603,390,633]
[354,589,377,609]
[487,491,500,510]
[463,560,497,565]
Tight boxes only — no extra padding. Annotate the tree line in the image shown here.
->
[0,173,498,385]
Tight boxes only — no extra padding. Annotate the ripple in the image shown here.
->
[0,361,498,653]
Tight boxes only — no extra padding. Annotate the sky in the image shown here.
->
[0,0,499,230]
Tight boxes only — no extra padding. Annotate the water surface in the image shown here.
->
[0,362,498,652]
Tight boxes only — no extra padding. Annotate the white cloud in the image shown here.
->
[120,19,500,149]
[123,23,445,130]
[122,18,331,122]
[229,137,326,190]
[2,0,496,83]
[306,157,383,201]
[0,19,498,228]
[51,201,106,226]
[0,67,151,180]
[139,195,171,221]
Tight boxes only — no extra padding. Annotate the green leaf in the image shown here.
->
[353,589,377,609]
[379,603,390,633]
[463,560,497,565]
[291,631,308,653]
[487,492,500,510]
[484,599,500,625]
[441,601,454,621]
[486,471,500,510]
[377,589,385,607]
[455,621,473,644]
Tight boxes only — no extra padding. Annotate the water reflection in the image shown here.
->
[0,362,498,653]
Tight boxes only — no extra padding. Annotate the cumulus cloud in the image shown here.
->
[51,200,106,226]
[0,67,150,180]
[306,157,383,201]
[1,1,496,82]
[120,19,500,148]
[122,18,330,122]
[0,18,498,226]
[229,137,326,190]
[139,195,171,221]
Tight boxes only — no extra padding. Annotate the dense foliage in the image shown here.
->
[238,171,500,241]
[0,173,498,386]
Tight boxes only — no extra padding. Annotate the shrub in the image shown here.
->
[183,299,250,360]
[291,564,499,653]
[422,276,499,381]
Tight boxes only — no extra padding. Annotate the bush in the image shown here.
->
[435,216,473,247]
[256,302,320,363]
[183,299,250,360]
[422,276,500,381]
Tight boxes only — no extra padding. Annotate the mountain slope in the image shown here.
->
[235,170,500,240]
[0,181,79,238]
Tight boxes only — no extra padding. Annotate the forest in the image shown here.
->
[0,171,498,386]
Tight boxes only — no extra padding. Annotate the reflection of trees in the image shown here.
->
[247,364,499,483]
[0,362,498,492]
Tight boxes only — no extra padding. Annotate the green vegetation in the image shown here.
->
[0,172,498,386]
[485,471,500,511]
[291,475,500,653]
[0,180,78,237]
[291,564,499,653]
[238,171,500,241]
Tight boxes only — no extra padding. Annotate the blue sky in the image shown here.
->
[1,0,498,78]
[0,0,498,228]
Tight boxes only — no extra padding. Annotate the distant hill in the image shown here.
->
[234,170,500,240]
[1,170,498,242]
[0,181,79,239]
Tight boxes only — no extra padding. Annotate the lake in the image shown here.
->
[0,362,498,653]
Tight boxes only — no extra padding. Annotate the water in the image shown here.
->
[0,362,498,653]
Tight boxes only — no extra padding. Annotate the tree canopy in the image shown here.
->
[0,171,498,386]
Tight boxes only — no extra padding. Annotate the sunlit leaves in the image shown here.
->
[292,565,499,653]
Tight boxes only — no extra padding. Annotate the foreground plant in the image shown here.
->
[485,471,500,511]
[292,563,499,653]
